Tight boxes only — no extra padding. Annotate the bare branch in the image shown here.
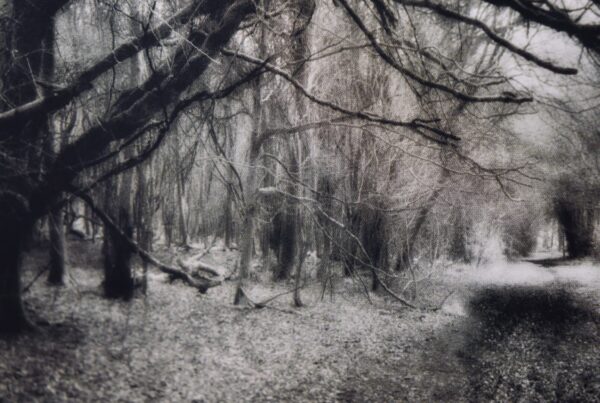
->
[483,0,600,54]
[337,0,535,102]
[0,0,220,131]
[221,48,461,143]
[396,0,578,75]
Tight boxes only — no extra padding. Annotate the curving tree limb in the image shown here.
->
[75,190,221,293]
[396,0,579,75]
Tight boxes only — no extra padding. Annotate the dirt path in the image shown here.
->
[340,259,600,402]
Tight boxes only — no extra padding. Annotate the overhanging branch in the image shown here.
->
[396,0,578,75]
[483,0,600,54]
[0,0,213,132]
[221,48,461,143]
[337,0,535,103]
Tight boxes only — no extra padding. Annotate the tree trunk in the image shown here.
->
[396,168,449,271]
[102,160,135,300]
[276,1,313,279]
[47,207,66,285]
[223,128,235,249]
[319,233,331,279]
[224,187,234,248]
[176,173,189,247]
[555,200,594,258]
[162,182,175,248]
[293,236,307,307]
[103,206,135,300]
[316,174,334,278]
[135,157,154,293]
[234,18,266,303]
[0,1,53,329]
[275,209,297,280]
[0,194,34,332]
[343,208,360,277]
[235,142,260,303]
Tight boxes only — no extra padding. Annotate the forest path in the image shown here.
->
[339,258,600,401]
[3,244,600,402]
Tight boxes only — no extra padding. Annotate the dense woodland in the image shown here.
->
[0,0,599,339]
[3,1,600,401]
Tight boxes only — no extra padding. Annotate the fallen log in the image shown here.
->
[76,191,221,293]
[177,257,224,278]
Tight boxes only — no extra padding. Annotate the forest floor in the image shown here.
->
[2,241,600,402]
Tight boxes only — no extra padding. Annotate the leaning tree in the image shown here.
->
[0,0,259,332]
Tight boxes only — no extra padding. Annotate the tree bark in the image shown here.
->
[102,163,135,300]
[234,15,266,303]
[316,174,334,279]
[555,201,595,258]
[223,129,235,248]
[47,207,66,285]
[293,237,308,307]
[176,172,189,247]
[135,155,154,293]
[235,143,260,303]
[103,210,135,300]
[0,194,34,332]
[275,0,313,281]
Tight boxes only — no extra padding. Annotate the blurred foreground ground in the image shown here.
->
[1,242,600,402]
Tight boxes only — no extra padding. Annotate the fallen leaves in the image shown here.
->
[3,243,600,402]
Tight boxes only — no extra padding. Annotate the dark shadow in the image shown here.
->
[0,302,86,344]
[468,286,597,333]
[457,285,600,402]
[524,256,571,267]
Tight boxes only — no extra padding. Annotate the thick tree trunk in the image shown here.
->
[0,231,30,333]
[275,2,313,279]
[360,203,385,291]
[259,138,276,271]
[135,158,154,293]
[275,137,303,281]
[162,185,175,248]
[555,200,595,258]
[102,166,135,300]
[234,22,265,303]
[274,210,297,280]
[0,194,34,333]
[103,207,135,300]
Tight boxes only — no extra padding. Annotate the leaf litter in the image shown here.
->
[2,243,600,402]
